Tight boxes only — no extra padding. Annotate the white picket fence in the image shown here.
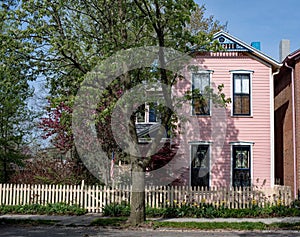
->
[0,182,292,213]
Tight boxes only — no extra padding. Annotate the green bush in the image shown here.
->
[0,203,86,215]
[94,202,300,218]
[150,203,300,218]
[102,203,130,217]
[146,206,164,217]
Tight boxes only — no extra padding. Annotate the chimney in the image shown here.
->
[279,39,290,62]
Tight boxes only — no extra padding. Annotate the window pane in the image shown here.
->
[232,145,251,187]
[201,77,209,91]
[242,78,249,94]
[193,73,210,91]
[241,95,250,114]
[193,97,209,115]
[136,104,145,123]
[192,145,209,168]
[149,103,157,122]
[192,73,210,115]
[191,144,210,187]
[235,149,249,168]
[193,74,201,90]
[233,170,251,187]
[233,73,251,115]
[233,95,242,114]
[234,78,242,93]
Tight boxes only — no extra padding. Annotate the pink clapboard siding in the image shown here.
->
[173,52,273,187]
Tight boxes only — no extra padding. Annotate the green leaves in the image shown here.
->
[0,2,36,182]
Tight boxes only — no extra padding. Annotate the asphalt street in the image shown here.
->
[1,225,300,237]
[2,215,300,236]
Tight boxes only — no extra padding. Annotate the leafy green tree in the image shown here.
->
[11,0,227,224]
[125,0,228,225]
[0,1,36,182]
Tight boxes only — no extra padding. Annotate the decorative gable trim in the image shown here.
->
[213,31,281,70]
[216,35,249,52]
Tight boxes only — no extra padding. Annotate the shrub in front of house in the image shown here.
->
[102,201,300,218]
[0,203,86,215]
[102,202,130,217]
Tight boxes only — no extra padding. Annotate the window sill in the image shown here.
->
[191,114,211,117]
[231,115,253,118]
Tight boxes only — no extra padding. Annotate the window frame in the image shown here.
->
[191,71,213,116]
[135,102,161,124]
[230,142,254,187]
[189,141,212,188]
[231,70,253,116]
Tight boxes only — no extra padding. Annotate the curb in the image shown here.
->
[1,215,300,226]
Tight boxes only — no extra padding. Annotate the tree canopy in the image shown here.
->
[7,0,228,224]
[0,1,36,182]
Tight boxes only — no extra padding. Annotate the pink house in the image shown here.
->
[172,31,281,188]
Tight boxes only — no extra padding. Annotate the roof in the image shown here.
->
[285,48,300,64]
[136,123,162,137]
[213,31,281,70]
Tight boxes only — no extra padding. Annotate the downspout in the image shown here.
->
[272,68,280,188]
[285,61,297,199]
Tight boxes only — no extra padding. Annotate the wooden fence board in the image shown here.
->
[0,182,293,213]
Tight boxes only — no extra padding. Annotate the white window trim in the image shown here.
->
[230,70,254,117]
[189,141,212,187]
[135,102,160,124]
[190,70,214,116]
[230,141,254,187]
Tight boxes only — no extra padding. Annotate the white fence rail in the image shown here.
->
[0,182,292,213]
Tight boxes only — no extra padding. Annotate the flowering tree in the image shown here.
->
[39,100,73,154]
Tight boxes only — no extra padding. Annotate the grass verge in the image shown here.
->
[150,221,300,231]
[150,221,268,230]
[89,218,300,231]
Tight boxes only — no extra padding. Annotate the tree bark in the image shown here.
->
[129,159,145,225]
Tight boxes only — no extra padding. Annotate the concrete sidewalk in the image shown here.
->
[1,214,300,226]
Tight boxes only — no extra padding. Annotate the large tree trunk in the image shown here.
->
[129,159,145,225]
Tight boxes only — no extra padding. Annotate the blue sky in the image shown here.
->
[197,0,300,62]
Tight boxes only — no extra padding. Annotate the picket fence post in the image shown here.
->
[0,183,293,213]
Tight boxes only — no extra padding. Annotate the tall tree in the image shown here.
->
[0,1,35,182]
[126,0,228,224]
[12,0,227,224]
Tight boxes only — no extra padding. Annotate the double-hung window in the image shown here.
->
[233,73,251,116]
[192,72,210,115]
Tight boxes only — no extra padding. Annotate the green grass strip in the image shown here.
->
[269,222,300,230]
[151,221,268,230]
